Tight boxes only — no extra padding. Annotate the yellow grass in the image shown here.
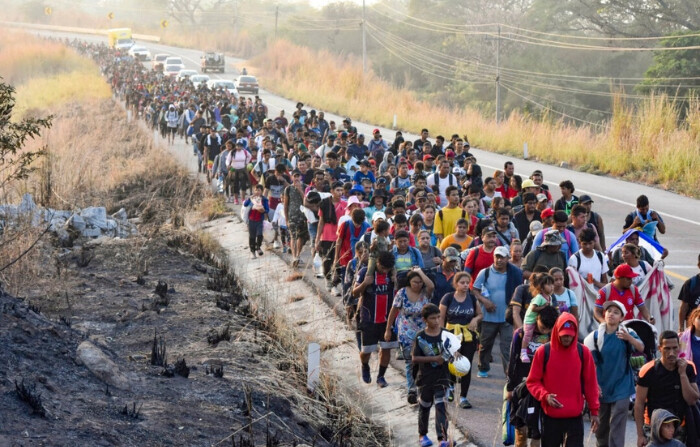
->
[250,40,700,197]
[14,71,111,117]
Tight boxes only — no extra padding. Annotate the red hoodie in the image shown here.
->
[526,312,599,418]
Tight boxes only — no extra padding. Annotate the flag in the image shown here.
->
[607,229,665,261]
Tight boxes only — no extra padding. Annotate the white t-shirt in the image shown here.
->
[427,173,458,205]
[630,261,652,287]
[568,250,609,284]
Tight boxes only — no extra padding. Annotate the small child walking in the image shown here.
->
[242,184,269,259]
[520,272,555,363]
[366,220,397,284]
[272,201,289,253]
[412,303,458,447]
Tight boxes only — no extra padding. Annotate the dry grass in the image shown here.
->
[197,195,229,221]
[286,272,303,282]
[251,40,700,197]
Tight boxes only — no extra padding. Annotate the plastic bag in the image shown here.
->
[313,253,324,277]
[263,220,275,243]
[240,204,251,224]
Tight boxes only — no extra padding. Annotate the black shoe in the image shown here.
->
[407,390,417,405]
[459,397,472,409]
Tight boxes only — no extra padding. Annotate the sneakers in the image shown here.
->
[361,364,371,384]
[325,280,333,292]
[446,386,454,402]
[273,241,281,249]
[332,285,342,297]
[376,376,388,388]
[282,246,288,254]
[233,197,239,205]
[520,350,531,363]
[250,252,257,259]
[419,435,433,447]
[407,389,417,404]
[459,397,472,409]
[257,249,264,256]
[477,370,489,378]
[438,440,453,447]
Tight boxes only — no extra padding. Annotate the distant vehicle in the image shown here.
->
[164,65,182,77]
[190,74,210,88]
[206,79,239,98]
[128,45,151,61]
[176,69,198,82]
[201,51,225,73]
[108,28,134,50]
[152,53,169,71]
[235,75,259,95]
[164,56,185,71]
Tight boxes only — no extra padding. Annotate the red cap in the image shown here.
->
[614,264,639,279]
[541,208,554,219]
[372,128,381,134]
[369,159,377,165]
[445,150,456,158]
[559,320,577,337]
[422,154,434,161]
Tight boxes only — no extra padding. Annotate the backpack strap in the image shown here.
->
[575,252,582,270]
[596,251,604,269]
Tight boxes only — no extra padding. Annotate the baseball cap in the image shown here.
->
[442,247,461,262]
[372,211,387,222]
[614,264,639,279]
[414,190,427,200]
[541,208,554,220]
[603,300,626,316]
[579,194,594,204]
[422,154,434,161]
[359,160,371,167]
[536,193,548,203]
[291,169,302,176]
[559,320,577,337]
[529,220,543,236]
[372,128,381,135]
[494,246,510,258]
[445,150,456,158]
[481,225,497,236]
[521,179,537,189]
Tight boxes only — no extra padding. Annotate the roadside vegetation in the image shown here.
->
[251,40,700,197]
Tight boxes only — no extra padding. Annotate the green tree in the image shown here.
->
[638,32,700,100]
[0,80,52,193]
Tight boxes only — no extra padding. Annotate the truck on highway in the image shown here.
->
[201,51,225,73]
[108,28,134,50]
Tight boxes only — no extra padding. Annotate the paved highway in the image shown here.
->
[25,28,700,446]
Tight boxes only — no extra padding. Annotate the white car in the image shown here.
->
[206,79,239,98]
[177,69,198,82]
[128,45,151,61]
[152,53,169,70]
[190,74,210,88]
[164,56,185,71]
[164,65,182,77]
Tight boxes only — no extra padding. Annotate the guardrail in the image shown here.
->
[0,20,161,42]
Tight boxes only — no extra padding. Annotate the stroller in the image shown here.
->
[622,319,658,409]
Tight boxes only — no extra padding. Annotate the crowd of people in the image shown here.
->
[68,38,700,447]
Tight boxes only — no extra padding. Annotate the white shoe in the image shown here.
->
[273,241,281,249]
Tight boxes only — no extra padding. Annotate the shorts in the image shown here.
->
[288,221,309,243]
[167,126,177,135]
[360,322,399,353]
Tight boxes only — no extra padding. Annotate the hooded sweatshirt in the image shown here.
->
[527,312,600,418]
[647,408,684,447]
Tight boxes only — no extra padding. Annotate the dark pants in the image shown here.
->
[449,338,477,398]
[541,414,583,447]
[478,321,513,373]
[248,219,263,253]
[231,168,248,195]
[318,240,338,284]
[418,384,448,440]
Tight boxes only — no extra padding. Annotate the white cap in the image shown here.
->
[494,246,510,258]
[372,211,386,222]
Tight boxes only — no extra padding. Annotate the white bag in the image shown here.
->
[263,220,275,243]
[313,253,324,277]
[240,203,251,224]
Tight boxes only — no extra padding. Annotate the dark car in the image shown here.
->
[235,75,259,94]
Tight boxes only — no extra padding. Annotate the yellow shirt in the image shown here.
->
[433,206,467,239]
[439,234,473,252]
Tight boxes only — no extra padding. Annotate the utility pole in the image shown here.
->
[362,0,366,73]
[495,25,501,124]
[274,5,279,40]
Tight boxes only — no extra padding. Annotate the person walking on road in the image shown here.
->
[583,301,644,447]
[526,313,600,447]
[472,246,523,378]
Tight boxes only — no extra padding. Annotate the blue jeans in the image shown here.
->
[402,343,415,392]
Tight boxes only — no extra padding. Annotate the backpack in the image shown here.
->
[344,220,370,258]
[573,251,604,271]
[592,329,633,368]
[437,208,466,224]
[531,249,567,269]
[433,172,454,188]
[542,227,573,253]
